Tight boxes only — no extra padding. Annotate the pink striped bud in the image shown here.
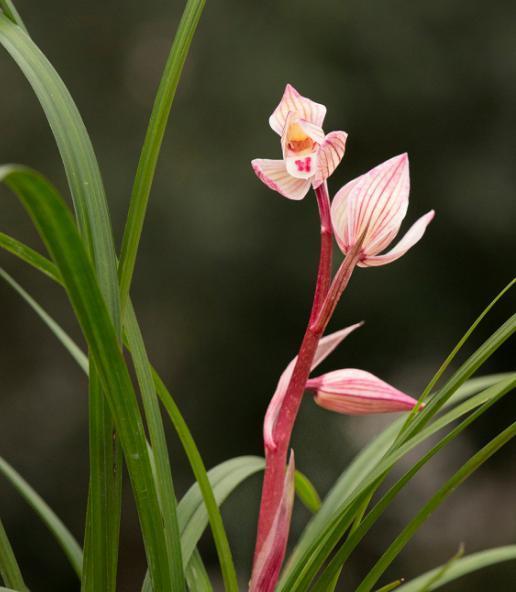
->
[330,153,434,267]
[306,369,420,415]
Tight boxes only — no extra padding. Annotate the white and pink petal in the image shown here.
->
[360,210,435,267]
[313,131,348,188]
[269,84,327,135]
[252,158,311,200]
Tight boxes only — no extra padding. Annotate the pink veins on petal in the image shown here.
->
[252,84,348,200]
[307,368,420,415]
[330,153,435,266]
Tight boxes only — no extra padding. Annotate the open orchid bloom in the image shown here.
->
[249,452,295,592]
[252,84,348,200]
[264,323,363,450]
[306,368,419,414]
[330,153,435,267]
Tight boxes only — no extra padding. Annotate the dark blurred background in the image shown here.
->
[0,0,515,590]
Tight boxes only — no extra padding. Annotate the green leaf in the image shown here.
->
[0,14,120,324]
[0,456,82,577]
[0,237,236,592]
[153,373,241,591]
[0,232,60,282]
[0,519,27,591]
[177,456,264,566]
[414,544,464,592]
[185,549,213,592]
[118,0,206,312]
[355,420,516,592]
[0,0,26,32]
[280,362,516,591]
[294,471,321,514]
[296,377,516,592]
[0,166,172,591]
[374,580,405,592]
[0,12,124,590]
[395,546,516,592]
[124,303,185,586]
[0,267,87,372]
[282,374,509,584]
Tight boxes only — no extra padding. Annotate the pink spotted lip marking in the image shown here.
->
[295,157,312,172]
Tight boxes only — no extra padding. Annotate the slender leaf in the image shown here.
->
[374,580,404,592]
[0,0,26,32]
[355,421,516,592]
[0,239,236,592]
[118,0,206,312]
[0,12,125,590]
[0,267,87,372]
[280,338,516,592]
[0,232,59,281]
[0,166,172,591]
[395,546,516,592]
[282,374,510,582]
[177,456,264,566]
[300,377,516,592]
[294,471,321,514]
[0,520,27,591]
[124,302,185,585]
[0,456,82,576]
[186,549,213,592]
[415,544,464,592]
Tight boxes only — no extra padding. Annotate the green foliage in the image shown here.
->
[0,1,514,591]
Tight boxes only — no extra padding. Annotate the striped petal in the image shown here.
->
[249,452,296,592]
[361,210,435,267]
[264,323,363,450]
[269,84,327,135]
[307,369,419,415]
[252,158,311,200]
[313,131,348,188]
[331,154,411,258]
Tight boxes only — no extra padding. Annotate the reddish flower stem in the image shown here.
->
[253,183,337,566]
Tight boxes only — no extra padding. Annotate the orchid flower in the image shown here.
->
[249,452,295,592]
[330,153,435,266]
[306,369,419,414]
[252,84,348,200]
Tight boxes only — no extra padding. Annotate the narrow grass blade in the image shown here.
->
[124,303,185,587]
[374,580,404,592]
[282,374,509,583]
[355,420,516,592]
[186,549,213,592]
[398,278,515,440]
[395,545,516,592]
[0,520,27,591]
[178,456,264,566]
[0,240,235,592]
[118,0,206,311]
[297,377,516,592]
[294,471,321,514]
[0,267,87,372]
[0,0,26,32]
[279,362,516,591]
[0,167,172,591]
[415,544,464,592]
[0,14,120,323]
[0,457,82,576]
[154,372,240,591]
[0,13,125,590]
